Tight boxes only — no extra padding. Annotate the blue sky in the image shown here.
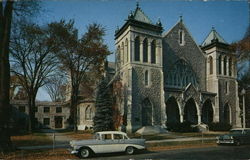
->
[37,0,249,101]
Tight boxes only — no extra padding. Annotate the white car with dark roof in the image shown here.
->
[69,131,146,158]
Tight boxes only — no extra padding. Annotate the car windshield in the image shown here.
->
[230,130,243,134]
[94,133,101,140]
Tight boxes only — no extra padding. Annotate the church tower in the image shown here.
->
[201,27,241,127]
[114,3,165,133]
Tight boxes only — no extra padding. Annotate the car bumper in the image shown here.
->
[216,139,234,144]
[68,148,79,154]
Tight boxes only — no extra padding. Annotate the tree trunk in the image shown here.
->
[0,0,14,152]
[28,93,36,133]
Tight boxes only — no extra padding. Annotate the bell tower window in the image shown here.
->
[143,38,148,62]
[134,36,140,61]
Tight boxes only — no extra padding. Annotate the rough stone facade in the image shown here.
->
[114,4,241,132]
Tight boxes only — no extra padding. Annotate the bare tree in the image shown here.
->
[44,74,67,102]
[48,20,110,131]
[10,23,58,132]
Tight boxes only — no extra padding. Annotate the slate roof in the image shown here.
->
[132,3,153,24]
[201,27,227,47]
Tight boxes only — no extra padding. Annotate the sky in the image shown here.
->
[36,0,249,101]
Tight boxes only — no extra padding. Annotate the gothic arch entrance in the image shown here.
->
[142,98,152,126]
[184,98,198,124]
[201,99,213,124]
[224,103,231,124]
[166,97,180,123]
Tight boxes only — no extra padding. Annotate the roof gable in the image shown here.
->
[201,27,227,47]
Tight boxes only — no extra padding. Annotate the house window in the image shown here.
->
[18,106,25,112]
[85,106,91,120]
[143,38,148,62]
[121,42,124,65]
[44,107,50,113]
[151,40,156,64]
[134,36,140,61]
[34,107,38,112]
[43,118,50,125]
[145,70,149,86]
[125,39,128,62]
[56,107,62,113]
[209,56,213,74]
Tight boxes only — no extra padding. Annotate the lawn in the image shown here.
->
[11,132,52,147]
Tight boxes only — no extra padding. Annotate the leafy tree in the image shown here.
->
[10,23,59,132]
[0,0,40,152]
[231,25,250,89]
[48,20,110,131]
[94,78,114,132]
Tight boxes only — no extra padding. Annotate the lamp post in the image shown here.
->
[241,89,246,128]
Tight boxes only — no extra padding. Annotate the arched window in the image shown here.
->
[224,56,227,75]
[229,57,232,76]
[218,55,222,74]
[134,36,140,61]
[125,39,128,63]
[179,30,184,45]
[85,106,91,120]
[151,40,156,64]
[209,56,213,74]
[121,42,124,65]
[143,38,148,62]
[116,46,121,68]
[145,70,149,86]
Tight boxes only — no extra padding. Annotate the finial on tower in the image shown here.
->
[179,14,183,22]
[136,1,140,8]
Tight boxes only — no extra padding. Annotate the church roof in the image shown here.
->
[201,27,227,47]
[132,3,153,24]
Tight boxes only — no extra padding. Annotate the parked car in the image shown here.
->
[216,128,250,145]
[69,131,146,158]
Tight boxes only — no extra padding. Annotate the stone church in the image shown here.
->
[114,4,241,133]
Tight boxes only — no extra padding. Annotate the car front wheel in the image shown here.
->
[125,146,135,155]
[235,140,241,146]
[79,148,91,158]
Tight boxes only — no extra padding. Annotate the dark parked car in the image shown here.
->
[216,128,250,145]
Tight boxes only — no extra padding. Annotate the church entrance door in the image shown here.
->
[202,99,213,124]
[142,98,152,126]
[166,97,180,123]
[184,98,198,124]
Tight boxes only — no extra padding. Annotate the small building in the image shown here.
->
[11,100,70,129]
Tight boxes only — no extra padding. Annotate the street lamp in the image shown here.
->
[241,89,246,128]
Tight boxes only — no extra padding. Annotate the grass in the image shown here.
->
[1,148,75,160]
[11,132,52,147]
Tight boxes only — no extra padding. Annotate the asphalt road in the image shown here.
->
[82,145,250,160]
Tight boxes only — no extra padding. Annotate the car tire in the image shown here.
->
[235,140,241,146]
[79,148,91,158]
[125,146,135,155]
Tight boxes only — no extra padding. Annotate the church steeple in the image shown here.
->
[201,27,227,47]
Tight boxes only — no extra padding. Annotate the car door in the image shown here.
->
[245,129,250,144]
[112,134,125,152]
[99,133,114,153]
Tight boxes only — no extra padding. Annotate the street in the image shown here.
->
[82,145,250,160]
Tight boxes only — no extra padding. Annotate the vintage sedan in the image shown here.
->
[216,128,250,145]
[69,131,146,158]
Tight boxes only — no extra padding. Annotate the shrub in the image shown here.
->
[166,121,198,132]
[208,122,232,131]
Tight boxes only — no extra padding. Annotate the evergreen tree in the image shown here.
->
[94,78,114,132]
